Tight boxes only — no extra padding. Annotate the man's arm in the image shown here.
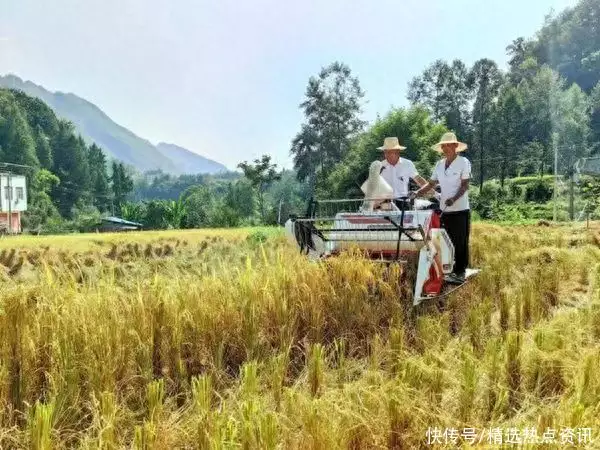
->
[413,179,438,198]
[413,174,428,188]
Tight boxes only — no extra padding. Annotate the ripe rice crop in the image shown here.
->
[0,223,599,448]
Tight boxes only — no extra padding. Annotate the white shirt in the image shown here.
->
[431,156,471,212]
[380,158,419,198]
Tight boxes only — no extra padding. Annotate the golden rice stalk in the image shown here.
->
[146,379,165,424]
[27,400,54,450]
[387,397,413,450]
[308,343,325,398]
[133,421,156,450]
[505,331,522,413]
[458,349,478,423]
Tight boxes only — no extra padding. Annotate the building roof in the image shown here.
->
[0,173,26,178]
[102,216,143,227]
[576,157,600,176]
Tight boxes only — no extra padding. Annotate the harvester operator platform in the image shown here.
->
[411,132,472,284]
[363,133,472,284]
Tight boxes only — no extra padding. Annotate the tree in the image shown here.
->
[532,0,600,92]
[467,59,504,188]
[590,81,600,153]
[33,125,53,169]
[223,179,256,220]
[87,143,111,212]
[111,161,134,215]
[238,155,281,223]
[556,83,590,174]
[326,106,447,198]
[407,59,472,141]
[506,38,537,85]
[291,62,366,189]
[517,66,590,177]
[517,66,566,175]
[120,201,147,224]
[22,169,61,231]
[490,85,525,185]
[51,121,91,217]
[164,198,187,229]
[182,185,215,228]
[263,170,311,225]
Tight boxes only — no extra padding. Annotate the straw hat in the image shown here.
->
[432,132,467,153]
[361,160,393,199]
[377,137,406,151]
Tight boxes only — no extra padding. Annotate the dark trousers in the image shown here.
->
[393,199,411,211]
[441,210,470,275]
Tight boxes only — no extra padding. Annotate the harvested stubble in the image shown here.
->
[0,224,599,448]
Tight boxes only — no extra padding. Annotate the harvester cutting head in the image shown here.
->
[285,196,456,306]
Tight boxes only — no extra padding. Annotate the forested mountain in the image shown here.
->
[0,75,227,175]
[0,87,133,228]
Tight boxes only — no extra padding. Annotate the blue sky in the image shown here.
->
[0,0,577,170]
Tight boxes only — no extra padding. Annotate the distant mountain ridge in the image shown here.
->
[0,74,227,175]
[156,142,227,174]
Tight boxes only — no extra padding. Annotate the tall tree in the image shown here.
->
[407,59,472,141]
[111,161,134,215]
[506,38,537,85]
[556,83,590,174]
[51,121,91,217]
[87,143,111,212]
[590,81,600,153]
[517,66,566,175]
[224,179,256,219]
[491,85,525,185]
[467,59,504,188]
[33,125,53,169]
[24,169,61,231]
[291,62,366,189]
[238,155,281,223]
[182,185,215,228]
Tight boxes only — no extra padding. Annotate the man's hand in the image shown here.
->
[409,191,418,200]
[445,198,455,207]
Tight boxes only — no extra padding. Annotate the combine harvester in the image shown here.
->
[285,195,479,306]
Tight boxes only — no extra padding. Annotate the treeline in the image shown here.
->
[121,169,309,229]
[290,0,600,205]
[1,85,307,233]
[0,88,134,232]
[131,170,240,201]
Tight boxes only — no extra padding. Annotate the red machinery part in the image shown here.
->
[422,210,444,296]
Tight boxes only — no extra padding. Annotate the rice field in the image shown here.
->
[0,222,599,449]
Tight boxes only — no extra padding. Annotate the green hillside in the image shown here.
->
[0,75,226,175]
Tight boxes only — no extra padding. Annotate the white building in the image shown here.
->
[0,173,27,233]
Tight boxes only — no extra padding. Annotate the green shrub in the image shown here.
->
[524,179,553,203]
[246,231,269,246]
[507,181,523,201]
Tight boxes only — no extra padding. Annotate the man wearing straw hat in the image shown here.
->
[377,137,428,210]
[411,132,472,283]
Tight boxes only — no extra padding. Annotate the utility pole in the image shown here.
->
[277,199,283,225]
[568,149,575,221]
[7,170,12,234]
[552,133,559,222]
